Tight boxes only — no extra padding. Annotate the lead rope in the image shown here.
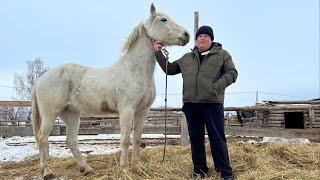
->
[161,46,169,163]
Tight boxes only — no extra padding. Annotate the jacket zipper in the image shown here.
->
[195,54,200,101]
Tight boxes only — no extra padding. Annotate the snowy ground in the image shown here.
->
[0,134,180,163]
[0,134,310,163]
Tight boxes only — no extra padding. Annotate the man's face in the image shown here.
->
[196,34,212,52]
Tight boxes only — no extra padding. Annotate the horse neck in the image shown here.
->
[119,35,156,79]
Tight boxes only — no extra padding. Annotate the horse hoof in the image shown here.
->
[84,171,93,176]
[43,173,56,180]
[80,167,85,173]
[80,167,93,176]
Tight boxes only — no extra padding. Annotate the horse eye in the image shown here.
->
[161,17,167,22]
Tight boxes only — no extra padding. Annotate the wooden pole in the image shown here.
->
[256,90,259,105]
[194,11,199,44]
[180,112,189,146]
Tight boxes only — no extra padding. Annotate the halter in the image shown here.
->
[141,25,154,41]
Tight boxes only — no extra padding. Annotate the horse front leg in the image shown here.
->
[119,107,134,167]
[131,109,149,162]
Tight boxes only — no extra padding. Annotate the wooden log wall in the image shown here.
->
[267,111,285,128]
[264,110,320,128]
[308,110,320,128]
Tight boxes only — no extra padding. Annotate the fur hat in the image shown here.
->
[196,26,214,41]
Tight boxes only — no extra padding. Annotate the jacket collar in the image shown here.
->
[192,42,222,56]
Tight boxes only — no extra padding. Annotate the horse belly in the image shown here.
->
[77,91,119,116]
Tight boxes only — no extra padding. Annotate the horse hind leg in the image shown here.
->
[131,108,149,162]
[60,111,93,175]
[38,114,56,179]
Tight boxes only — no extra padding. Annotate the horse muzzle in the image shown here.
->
[179,31,190,46]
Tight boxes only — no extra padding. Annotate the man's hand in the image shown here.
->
[153,40,163,51]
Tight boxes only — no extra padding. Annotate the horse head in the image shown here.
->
[144,3,190,46]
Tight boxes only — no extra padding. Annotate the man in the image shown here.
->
[153,26,237,180]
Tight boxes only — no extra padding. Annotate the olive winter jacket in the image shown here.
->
[155,42,238,104]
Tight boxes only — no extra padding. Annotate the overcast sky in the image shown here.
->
[0,0,319,107]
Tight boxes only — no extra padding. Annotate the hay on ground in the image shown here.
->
[0,142,319,179]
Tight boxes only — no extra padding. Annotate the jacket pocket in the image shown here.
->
[197,78,216,101]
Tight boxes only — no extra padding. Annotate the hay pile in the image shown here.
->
[0,142,319,179]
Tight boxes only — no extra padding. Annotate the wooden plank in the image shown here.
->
[225,105,320,111]
[268,117,285,121]
[263,100,320,104]
[314,111,320,115]
[267,125,284,128]
[0,101,31,107]
[150,108,182,111]
[60,126,181,135]
[267,121,284,124]
[268,114,284,118]
[0,125,60,137]
[313,118,320,122]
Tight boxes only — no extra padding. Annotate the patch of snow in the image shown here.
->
[261,137,310,144]
[0,134,180,163]
[1,134,312,163]
[247,140,258,144]
[0,141,38,162]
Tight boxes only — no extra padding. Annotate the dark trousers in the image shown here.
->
[182,102,232,177]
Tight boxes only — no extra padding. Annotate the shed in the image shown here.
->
[227,99,320,129]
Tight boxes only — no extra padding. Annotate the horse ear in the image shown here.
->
[150,3,156,18]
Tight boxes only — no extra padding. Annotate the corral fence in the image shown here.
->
[1,101,320,142]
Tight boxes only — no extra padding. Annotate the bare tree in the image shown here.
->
[0,58,48,125]
[14,58,48,100]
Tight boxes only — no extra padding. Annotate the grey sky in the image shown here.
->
[0,0,319,107]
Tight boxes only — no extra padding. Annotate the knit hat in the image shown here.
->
[196,26,214,41]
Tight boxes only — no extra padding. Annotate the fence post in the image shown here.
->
[309,108,314,128]
[180,112,189,146]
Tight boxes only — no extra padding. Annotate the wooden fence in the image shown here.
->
[1,101,320,142]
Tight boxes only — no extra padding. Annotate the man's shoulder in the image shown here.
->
[178,51,194,60]
[212,44,230,56]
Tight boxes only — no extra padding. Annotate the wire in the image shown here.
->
[259,91,310,99]
[0,84,29,90]
[157,91,257,96]
[0,83,315,99]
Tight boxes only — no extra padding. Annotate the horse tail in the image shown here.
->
[31,81,41,146]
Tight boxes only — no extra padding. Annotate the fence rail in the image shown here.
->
[1,101,319,142]
[2,100,320,110]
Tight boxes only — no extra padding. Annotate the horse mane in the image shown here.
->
[122,23,144,53]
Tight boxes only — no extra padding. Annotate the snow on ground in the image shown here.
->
[0,134,311,163]
[0,134,180,163]
[261,136,310,144]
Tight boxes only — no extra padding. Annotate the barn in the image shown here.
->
[231,99,320,129]
[222,99,320,142]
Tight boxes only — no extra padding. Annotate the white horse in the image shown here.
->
[31,4,189,179]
